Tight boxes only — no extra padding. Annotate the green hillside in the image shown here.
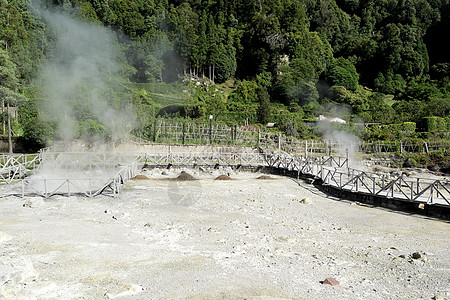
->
[0,0,449,148]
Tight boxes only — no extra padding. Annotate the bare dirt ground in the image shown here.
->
[1,168,449,300]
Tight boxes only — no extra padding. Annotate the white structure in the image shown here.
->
[316,115,347,124]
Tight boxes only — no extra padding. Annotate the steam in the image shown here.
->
[318,116,363,169]
[36,5,135,149]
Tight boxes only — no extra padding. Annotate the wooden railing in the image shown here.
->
[1,150,448,207]
[321,167,449,206]
[264,152,449,207]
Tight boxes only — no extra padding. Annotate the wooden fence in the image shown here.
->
[152,118,450,155]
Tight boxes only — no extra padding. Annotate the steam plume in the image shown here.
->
[36,5,135,149]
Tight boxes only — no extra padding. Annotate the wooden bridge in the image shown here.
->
[265,152,449,208]
[0,150,448,212]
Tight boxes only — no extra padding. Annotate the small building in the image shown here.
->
[316,115,347,124]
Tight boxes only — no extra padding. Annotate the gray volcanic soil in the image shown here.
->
[1,169,449,300]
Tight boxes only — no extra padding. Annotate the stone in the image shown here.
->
[323,277,340,286]
[427,165,440,172]
[23,197,45,208]
[0,257,39,285]
[412,252,422,259]
[0,231,13,243]
[433,295,444,300]
[292,198,309,204]
[299,198,309,204]
[105,284,144,299]
[403,159,415,168]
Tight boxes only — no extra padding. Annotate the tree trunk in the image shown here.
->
[209,64,211,81]
[2,99,4,135]
[7,103,12,155]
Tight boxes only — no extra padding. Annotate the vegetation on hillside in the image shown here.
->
[0,0,449,149]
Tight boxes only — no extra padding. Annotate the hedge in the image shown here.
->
[420,117,449,132]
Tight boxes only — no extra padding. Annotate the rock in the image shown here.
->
[432,295,444,300]
[292,198,309,204]
[0,231,13,243]
[0,257,39,285]
[427,165,440,172]
[322,277,340,286]
[440,164,450,174]
[161,171,168,175]
[105,284,144,299]
[23,197,45,208]
[403,159,415,168]
[412,252,422,259]
[130,175,149,180]
[299,198,309,204]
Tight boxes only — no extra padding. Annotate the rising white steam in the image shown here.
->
[318,119,362,169]
[37,6,135,149]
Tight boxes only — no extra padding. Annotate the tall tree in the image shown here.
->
[0,49,26,153]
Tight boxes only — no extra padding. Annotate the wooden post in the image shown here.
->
[209,118,212,144]
[164,121,167,140]
[423,142,429,154]
[153,119,157,142]
[345,148,348,168]
[278,133,281,151]
[305,140,308,157]
[182,122,186,145]
[230,125,233,144]
[257,130,260,147]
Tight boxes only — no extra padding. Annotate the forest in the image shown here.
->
[0,0,449,150]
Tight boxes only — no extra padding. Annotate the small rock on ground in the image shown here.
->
[323,278,340,286]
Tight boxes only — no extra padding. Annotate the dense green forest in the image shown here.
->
[0,0,449,149]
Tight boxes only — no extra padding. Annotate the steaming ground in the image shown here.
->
[1,168,449,300]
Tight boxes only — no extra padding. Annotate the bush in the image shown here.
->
[420,117,448,132]
[365,122,416,140]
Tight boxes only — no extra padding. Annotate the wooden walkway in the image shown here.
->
[1,150,449,208]
[265,152,449,207]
